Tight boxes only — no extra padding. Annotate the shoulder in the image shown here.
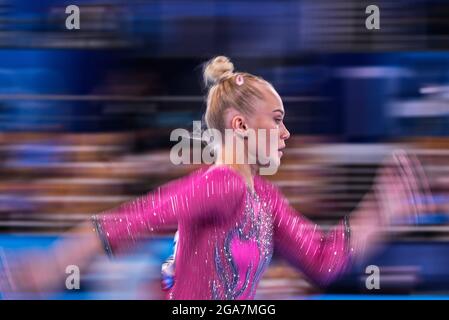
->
[152,165,247,200]
[201,165,248,194]
[173,165,246,221]
[254,175,281,197]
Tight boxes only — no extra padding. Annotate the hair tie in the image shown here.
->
[235,74,244,86]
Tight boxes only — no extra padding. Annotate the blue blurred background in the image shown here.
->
[0,0,449,299]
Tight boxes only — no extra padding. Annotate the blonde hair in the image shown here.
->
[203,56,271,133]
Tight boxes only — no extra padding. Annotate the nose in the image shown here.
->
[281,124,290,141]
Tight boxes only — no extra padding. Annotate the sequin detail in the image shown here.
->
[93,165,352,299]
[212,189,273,299]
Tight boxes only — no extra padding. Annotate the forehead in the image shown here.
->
[255,82,284,113]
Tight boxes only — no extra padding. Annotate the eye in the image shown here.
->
[275,118,283,124]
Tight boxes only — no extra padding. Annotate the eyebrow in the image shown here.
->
[272,109,285,116]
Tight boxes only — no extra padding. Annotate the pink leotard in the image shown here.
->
[92,165,352,300]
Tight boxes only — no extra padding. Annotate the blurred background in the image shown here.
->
[0,0,449,299]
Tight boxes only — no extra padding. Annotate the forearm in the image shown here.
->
[52,221,104,274]
[274,208,353,286]
[349,191,387,263]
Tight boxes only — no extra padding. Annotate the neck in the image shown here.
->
[214,144,257,192]
[230,163,256,192]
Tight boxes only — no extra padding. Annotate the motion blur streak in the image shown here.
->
[0,0,448,299]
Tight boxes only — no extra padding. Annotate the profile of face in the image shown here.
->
[228,82,290,174]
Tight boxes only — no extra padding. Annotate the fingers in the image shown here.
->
[377,168,395,226]
[392,150,420,224]
[373,149,434,226]
[1,250,48,294]
[373,165,404,226]
[0,248,14,294]
[388,165,409,223]
[408,153,436,214]
[380,149,435,225]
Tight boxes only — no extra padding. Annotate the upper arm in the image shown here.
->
[93,166,247,254]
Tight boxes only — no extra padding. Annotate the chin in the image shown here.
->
[271,152,282,165]
[257,156,280,175]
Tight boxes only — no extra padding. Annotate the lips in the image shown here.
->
[278,146,285,157]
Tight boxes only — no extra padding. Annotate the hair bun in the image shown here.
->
[203,56,234,87]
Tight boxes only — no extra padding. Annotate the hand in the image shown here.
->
[0,249,64,298]
[372,150,434,227]
[348,150,434,261]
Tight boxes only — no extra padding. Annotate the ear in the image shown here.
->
[231,115,248,137]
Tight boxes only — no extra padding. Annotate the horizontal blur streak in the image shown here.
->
[0,0,448,52]
[0,0,448,299]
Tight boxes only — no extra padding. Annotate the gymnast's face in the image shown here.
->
[229,82,290,171]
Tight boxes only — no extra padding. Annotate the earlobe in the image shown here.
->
[235,128,248,139]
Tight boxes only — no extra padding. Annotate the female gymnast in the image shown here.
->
[1,56,431,300]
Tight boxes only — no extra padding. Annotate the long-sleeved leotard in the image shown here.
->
[92,165,352,300]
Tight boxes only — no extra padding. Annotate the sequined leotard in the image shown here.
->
[92,165,352,300]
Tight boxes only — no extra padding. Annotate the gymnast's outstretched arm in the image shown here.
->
[264,180,353,286]
[1,166,246,294]
[268,153,429,287]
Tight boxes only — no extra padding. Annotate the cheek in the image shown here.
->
[254,127,273,151]
[250,118,278,151]
[254,128,279,157]
[267,127,280,151]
